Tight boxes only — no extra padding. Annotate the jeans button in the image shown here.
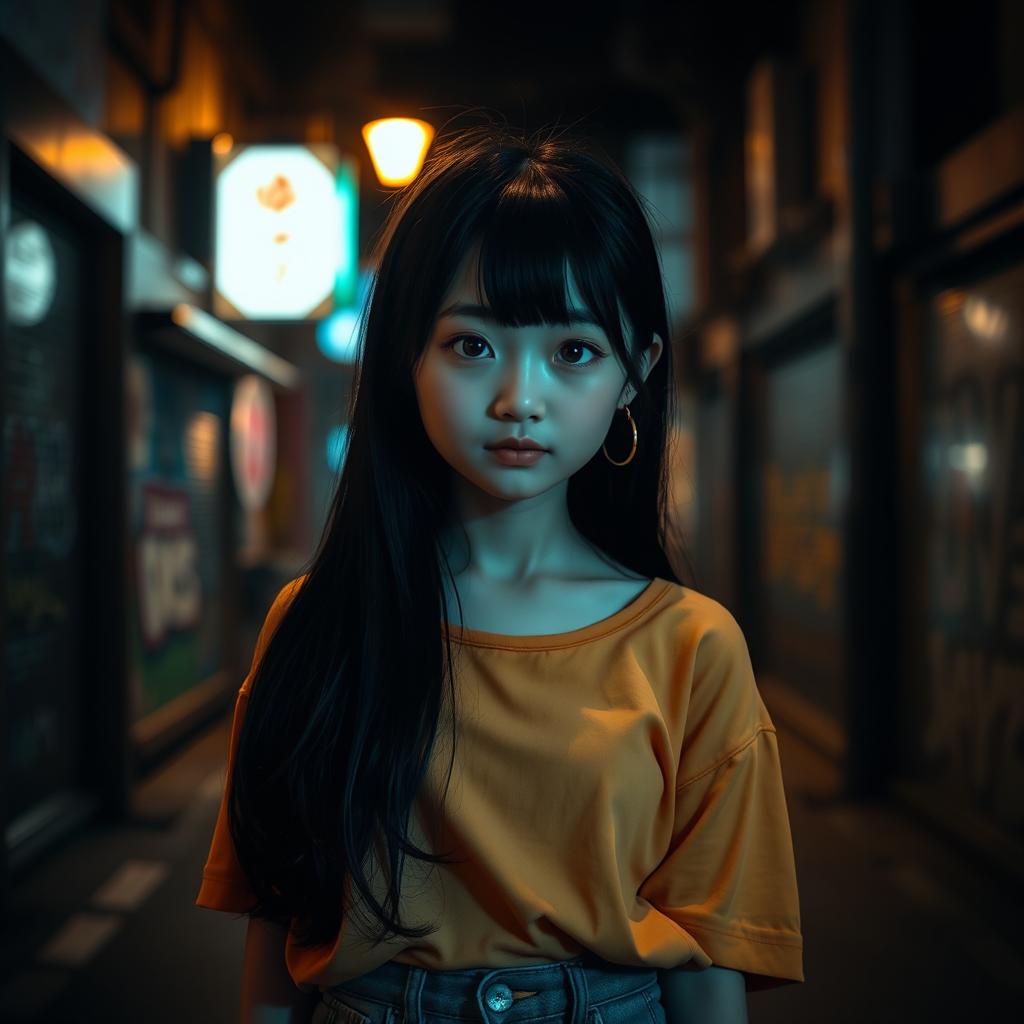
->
[485,982,514,1011]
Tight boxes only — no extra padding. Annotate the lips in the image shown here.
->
[486,438,548,451]
[488,447,547,466]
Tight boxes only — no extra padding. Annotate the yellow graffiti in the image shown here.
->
[762,463,841,611]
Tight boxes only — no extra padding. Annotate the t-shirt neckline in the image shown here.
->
[442,577,676,651]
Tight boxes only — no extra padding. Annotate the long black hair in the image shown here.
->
[230,117,691,950]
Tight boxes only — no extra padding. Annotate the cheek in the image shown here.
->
[416,364,473,446]
[563,386,621,450]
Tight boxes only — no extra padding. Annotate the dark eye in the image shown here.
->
[443,334,607,369]
[444,335,493,360]
[557,341,605,367]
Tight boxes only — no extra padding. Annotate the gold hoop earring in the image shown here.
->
[602,404,638,466]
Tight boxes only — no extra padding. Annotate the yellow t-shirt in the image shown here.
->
[195,574,803,993]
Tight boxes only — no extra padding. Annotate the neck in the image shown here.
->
[439,477,587,583]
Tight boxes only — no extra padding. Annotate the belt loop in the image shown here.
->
[562,959,589,1024]
[403,963,426,1023]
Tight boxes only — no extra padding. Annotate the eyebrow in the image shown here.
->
[437,302,604,329]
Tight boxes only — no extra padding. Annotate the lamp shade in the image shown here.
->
[361,117,434,186]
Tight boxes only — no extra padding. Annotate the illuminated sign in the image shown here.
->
[214,144,358,320]
[230,374,276,510]
[316,266,373,363]
[5,220,57,326]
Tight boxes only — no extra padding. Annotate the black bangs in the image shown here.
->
[470,180,630,353]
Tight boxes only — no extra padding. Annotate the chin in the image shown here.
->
[471,469,555,499]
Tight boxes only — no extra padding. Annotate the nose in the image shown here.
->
[492,353,546,420]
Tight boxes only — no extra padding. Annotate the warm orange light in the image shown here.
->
[212,132,234,156]
[361,117,434,186]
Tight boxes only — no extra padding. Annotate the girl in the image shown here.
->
[196,120,803,1024]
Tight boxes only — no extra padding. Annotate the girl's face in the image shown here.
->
[414,245,662,502]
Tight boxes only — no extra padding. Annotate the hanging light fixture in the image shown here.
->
[361,117,435,187]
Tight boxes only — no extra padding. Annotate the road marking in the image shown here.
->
[36,913,121,967]
[91,859,169,911]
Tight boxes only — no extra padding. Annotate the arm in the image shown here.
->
[240,917,320,1024]
[657,965,748,1024]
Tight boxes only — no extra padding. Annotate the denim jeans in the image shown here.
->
[310,951,667,1024]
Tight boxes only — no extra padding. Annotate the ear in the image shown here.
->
[621,333,665,405]
[643,333,665,381]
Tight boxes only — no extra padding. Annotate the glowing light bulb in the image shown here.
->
[361,118,434,187]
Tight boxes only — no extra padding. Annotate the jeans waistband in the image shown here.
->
[323,952,660,1023]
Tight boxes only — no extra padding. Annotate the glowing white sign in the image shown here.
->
[215,145,342,319]
[5,220,57,326]
[230,375,276,511]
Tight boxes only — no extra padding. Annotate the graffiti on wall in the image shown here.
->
[758,339,845,721]
[135,482,202,650]
[763,462,843,613]
[128,351,229,721]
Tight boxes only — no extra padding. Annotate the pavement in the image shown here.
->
[1,701,1021,1023]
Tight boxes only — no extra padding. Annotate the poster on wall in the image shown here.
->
[128,350,230,722]
[230,374,276,512]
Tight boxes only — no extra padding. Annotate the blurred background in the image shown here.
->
[0,0,1022,1020]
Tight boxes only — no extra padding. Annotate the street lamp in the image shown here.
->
[361,117,434,187]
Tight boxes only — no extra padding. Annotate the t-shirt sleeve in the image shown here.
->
[194,689,255,913]
[639,603,804,991]
[193,577,303,915]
